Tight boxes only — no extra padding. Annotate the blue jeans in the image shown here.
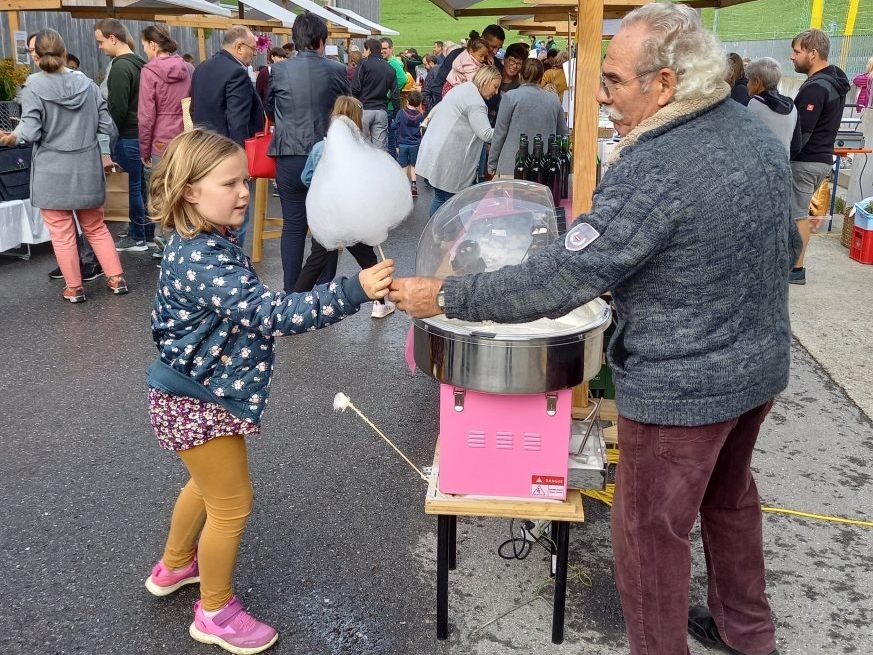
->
[386,108,398,161]
[429,185,454,217]
[275,155,310,292]
[113,138,152,242]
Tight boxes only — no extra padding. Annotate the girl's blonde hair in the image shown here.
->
[331,95,363,131]
[866,55,873,75]
[149,129,244,238]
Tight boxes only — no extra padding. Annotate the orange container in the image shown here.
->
[849,225,873,265]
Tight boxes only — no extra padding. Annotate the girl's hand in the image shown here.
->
[359,259,395,300]
[0,132,18,147]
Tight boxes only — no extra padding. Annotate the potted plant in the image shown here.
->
[0,58,30,101]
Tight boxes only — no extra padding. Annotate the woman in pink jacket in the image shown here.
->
[138,25,193,167]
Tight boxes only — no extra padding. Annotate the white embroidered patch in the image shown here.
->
[565,223,601,252]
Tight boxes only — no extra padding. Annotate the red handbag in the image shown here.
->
[244,117,276,178]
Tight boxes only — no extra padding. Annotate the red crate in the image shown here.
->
[849,225,873,265]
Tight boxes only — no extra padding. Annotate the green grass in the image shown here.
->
[379,0,569,52]
[379,0,873,51]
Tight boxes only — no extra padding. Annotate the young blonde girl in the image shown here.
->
[143,129,393,654]
[444,33,489,95]
[296,96,396,318]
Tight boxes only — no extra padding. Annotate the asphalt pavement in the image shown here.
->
[0,189,871,655]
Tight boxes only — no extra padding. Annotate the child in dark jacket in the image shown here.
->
[144,129,394,654]
[394,90,424,196]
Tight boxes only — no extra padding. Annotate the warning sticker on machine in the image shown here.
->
[530,475,566,498]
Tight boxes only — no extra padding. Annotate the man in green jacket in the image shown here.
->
[381,38,406,161]
[95,18,150,252]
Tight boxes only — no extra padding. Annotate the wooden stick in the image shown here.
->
[377,244,386,261]
[347,401,429,483]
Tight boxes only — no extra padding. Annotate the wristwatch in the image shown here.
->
[436,288,446,310]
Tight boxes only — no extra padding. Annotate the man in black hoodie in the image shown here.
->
[789,28,850,285]
[351,39,399,153]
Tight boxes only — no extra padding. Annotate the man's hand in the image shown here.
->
[102,154,119,173]
[0,132,18,147]
[389,276,443,318]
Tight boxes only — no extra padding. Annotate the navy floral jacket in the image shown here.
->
[147,229,369,423]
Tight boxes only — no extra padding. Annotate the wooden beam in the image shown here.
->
[455,5,575,17]
[197,27,206,62]
[429,0,458,19]
[7,10,19,66]
[0,0,59,9]
[572,0,603,216]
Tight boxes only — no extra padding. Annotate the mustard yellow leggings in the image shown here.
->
[161,435,253,611]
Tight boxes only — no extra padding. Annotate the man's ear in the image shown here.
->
[183,183,199,205]
[655,68,678,107]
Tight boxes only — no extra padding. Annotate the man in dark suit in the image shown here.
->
[190,25,264,247]
[265,13,349,292]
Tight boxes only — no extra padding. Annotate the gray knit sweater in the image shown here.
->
[443,91,798,427]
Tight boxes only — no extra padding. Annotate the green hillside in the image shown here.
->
[379,0,873,50]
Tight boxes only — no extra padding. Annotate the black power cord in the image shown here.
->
[498,519,554,561]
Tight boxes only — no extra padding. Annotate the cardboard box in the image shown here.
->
[103,171,129,222]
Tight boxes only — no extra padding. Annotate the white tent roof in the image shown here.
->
[232,0,297,26]
[326,5,399,36]
[113,0,232,15]
[286,0,369,34]
[154,0,230,14]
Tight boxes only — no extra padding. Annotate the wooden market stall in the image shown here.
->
[427,0,760,215]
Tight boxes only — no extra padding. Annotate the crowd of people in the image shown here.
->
[1,7,867,655]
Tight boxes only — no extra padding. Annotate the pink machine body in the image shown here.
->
[438,384,573,501]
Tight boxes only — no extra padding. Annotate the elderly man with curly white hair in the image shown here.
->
[391,5,795,654]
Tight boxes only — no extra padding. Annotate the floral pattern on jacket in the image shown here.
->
[151,229,365,423]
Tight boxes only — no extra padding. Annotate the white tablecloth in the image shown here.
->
[0,199,50,252]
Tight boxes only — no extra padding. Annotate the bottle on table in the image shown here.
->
[547,140,563,206]
[530,134,545,185]
[560,135,572,199]
[514,133,530,180]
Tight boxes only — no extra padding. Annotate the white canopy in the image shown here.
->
[326,5,399,36]
[222,0,368,33]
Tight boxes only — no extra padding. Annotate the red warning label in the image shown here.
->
[530,475,566,498]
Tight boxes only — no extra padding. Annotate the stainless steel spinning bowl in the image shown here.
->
[412,298,612,395]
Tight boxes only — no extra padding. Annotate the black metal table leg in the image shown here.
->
[448,515,457,571]
[549,521,558,577]
[437,515,450,639]
[551,521,570,644]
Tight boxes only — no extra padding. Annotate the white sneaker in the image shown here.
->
[371,299,396,319]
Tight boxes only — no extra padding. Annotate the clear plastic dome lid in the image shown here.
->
[415,180,558,278]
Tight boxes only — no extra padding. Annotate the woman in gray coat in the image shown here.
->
[0,29,125,303]
[487,58,568,177]
[416,66,501,216]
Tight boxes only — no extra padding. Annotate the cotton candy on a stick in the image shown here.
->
[306,116,413,250]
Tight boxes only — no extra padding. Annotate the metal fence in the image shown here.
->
[721,36,873,97]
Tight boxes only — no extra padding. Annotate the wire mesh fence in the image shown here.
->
[0,101,20,133]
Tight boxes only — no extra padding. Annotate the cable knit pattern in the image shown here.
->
[443,95,797,427]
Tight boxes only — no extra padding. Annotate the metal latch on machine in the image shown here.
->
[546,392,558,416]
[453,389,465,412]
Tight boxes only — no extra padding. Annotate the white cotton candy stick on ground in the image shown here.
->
[306,116,413,250]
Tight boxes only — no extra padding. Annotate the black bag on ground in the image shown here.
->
[0,144,32,201]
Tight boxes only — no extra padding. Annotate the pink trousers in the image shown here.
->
[41,208,123,288]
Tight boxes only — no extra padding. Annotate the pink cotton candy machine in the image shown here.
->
[412,181,612,500]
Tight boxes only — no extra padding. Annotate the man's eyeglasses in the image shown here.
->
[599,70,657,98]
[240,42,257,52]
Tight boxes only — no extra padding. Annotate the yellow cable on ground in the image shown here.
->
[582,447,872,527]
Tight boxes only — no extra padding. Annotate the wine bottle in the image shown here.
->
[514,133,530,180]
[560,135,572,199]
[530,134,544,185]
[547,141,562,206]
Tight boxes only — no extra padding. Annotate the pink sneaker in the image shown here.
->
[144,555,200,596]
[189,596,278,654]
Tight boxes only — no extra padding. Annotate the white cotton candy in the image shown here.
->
[306,116,413,249]
[333,392,351,413]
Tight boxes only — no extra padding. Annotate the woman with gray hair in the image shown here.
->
[746,57,801,157]
[416,65,501,215]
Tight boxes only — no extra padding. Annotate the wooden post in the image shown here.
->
[251,177,268,263]
[571,0,604,216]
[197,27,206,63]
[8,11,20,63]
[810,0,824,29]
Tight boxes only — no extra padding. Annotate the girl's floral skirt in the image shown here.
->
[148,388,260,452]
